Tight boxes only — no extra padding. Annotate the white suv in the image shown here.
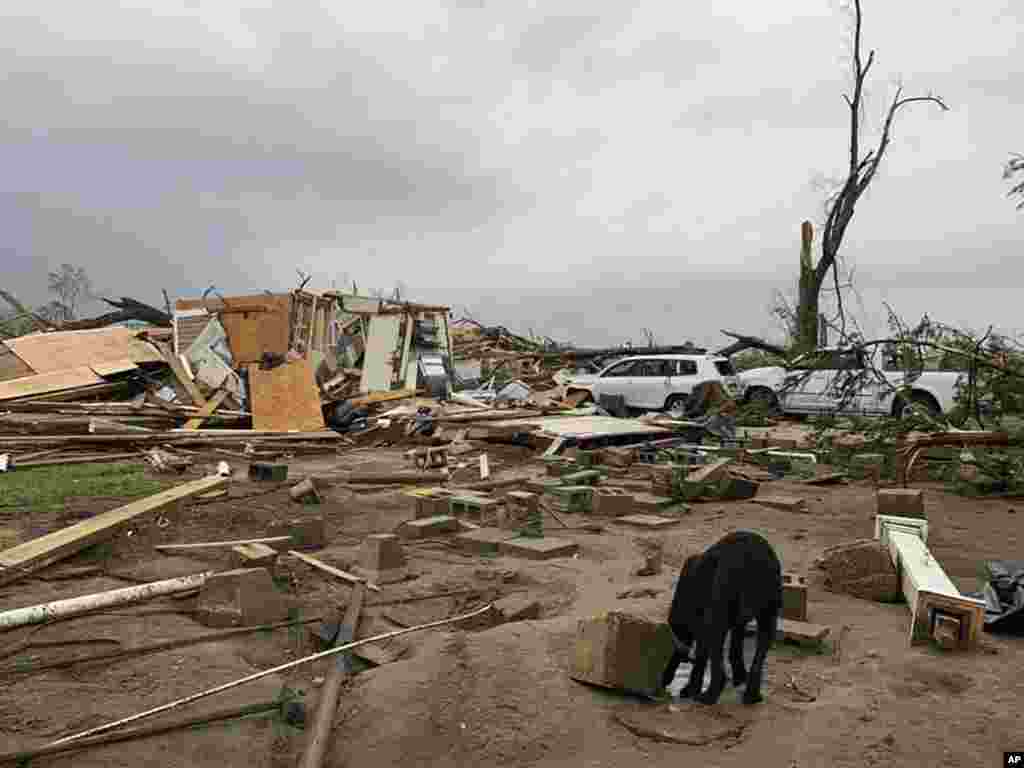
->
[564,354,740,412]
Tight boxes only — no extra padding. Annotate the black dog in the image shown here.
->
[660,531,782,705]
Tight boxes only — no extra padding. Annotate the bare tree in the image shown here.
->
[1004,153,1024,210]
[46,264,94,322]
[794,0,948,352]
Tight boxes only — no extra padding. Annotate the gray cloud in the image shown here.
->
[2,1,1022,347]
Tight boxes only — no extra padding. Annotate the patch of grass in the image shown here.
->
[0,463,163,513]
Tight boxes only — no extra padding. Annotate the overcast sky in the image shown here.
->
[2,0,1022,348]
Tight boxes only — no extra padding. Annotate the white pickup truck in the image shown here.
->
[739,347,965,418]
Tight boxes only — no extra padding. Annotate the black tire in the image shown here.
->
[665,394,687,416]
[746,387,779,415]
[893,391,941,419]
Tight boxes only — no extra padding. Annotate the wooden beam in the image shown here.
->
[158,344,208,407]
[0,475,229,586]
[154,536,292,552]
[299,581,366,768]
[182,389,230,430]
[287,550,380,592]
[349,389,416,408]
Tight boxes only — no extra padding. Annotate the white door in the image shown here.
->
[631,359,674,409]
[592,359,641,406]
[359,315,403,393]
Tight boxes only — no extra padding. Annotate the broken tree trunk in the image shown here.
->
[0,572,213,630]
[56,297,172,331]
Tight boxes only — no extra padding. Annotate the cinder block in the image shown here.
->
[456,526,512,554]
[248,463,288,482]
[405,488,457,519]
[266,516,326,550]
[592,488,635,518]
[569,611,676,697]
[544,485,593,513]
[877,489,925,519]
[502,491,539,530]
[449,495,503,523]
[231,542,279,572]
[358,533,407,584]
[196,568,292,628]
[782,572,808,621]
[495,596,542,622]
[398,515,459,539]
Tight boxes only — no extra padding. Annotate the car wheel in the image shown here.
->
[665,394,687,417]
[894,391,941,420]
[746,387,779,415]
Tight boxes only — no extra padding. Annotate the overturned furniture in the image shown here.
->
[874,514,986,650]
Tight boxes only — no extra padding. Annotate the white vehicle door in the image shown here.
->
[591,359,641,406]
[669,358,699,401]
[632,359,674,409]
[782,351,834,413]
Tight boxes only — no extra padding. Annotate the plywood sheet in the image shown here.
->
[90,359,140,377]
[3,327,163,374]
[360,315,402,393]
[176,294,291,364]
[247,359,325,432]
[0,366,104,402]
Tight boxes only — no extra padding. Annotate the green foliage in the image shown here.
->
[731,348,788,372]
[0,463,164,513]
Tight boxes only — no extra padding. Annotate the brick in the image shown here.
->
[569,611,676,697]
[358,533,407,584]
[876,489,925,519]
[266,517,326,550]
[497,536,579,560]
[231,542,279,572]
[195,568,292,628]
[398,515,459,539]
[494,596,542,622]
[782,572,808,621]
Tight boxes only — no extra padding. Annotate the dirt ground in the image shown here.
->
[1,443,1023,767]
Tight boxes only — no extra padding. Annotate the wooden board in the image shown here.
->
[247,359,325,432]
[0,345,35,382]
[176,295,291,364]
[4,327,162,374]
[90,359,140,377]
[0,475,229,585]
[0,366,104,402]
[182,389,230,430]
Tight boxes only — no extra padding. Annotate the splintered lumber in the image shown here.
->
[288,551,381,593]
[88,418,154,434]
[0,475,229,586]
[12,452,144,469]
[155,536,292,552]
[0,572,213,630]
[349,389,416,408]
[182,389,231,430]
[41,604,496,750]
[300,581,366,768]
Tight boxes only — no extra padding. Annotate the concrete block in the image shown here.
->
[358,533,407,584]
[503,491,539,530]
[498,536,579,560]
[544,485,593,513]
[266,516,326,551]
[495,596,542,622]
[613,514,678,529]
[877,488,925,519]
[196,568,292,628]
[231,543,279,572]
[248,463,288,482]
[449,495,503,523]
[456,526,512,554]
[782,572,808,621]
[592,488,635,518]
[569,611,676,697]
[404,488,457,519]
[398,515,459,539]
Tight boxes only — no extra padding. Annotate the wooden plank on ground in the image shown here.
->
[248,359,324,432]
[288,550,381,592]
[0,475,229,586]
[155,536,291,552]
[182,389,230,430]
